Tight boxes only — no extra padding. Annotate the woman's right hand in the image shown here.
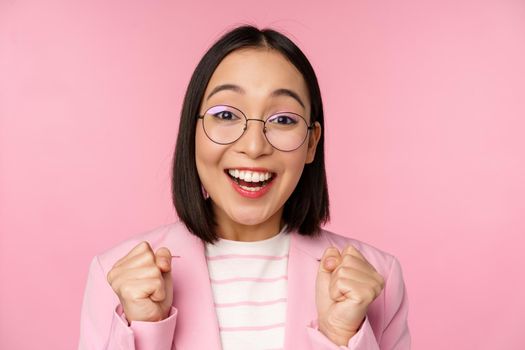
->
[106,241,173,324]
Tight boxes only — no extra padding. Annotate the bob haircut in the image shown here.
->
[172,24,330,243]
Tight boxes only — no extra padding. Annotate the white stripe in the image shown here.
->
[211,279,287,304]
[207,258,288,280]
[219,326,285,350]
[215,302,287,327]
[205,229,291,350]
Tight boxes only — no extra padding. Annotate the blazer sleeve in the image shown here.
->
[78,256,178,350]
[305,256,411,350]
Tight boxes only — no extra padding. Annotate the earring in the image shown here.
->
[201,184,210,199]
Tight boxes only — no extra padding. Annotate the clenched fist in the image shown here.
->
[106,241,173,324]
[316,244,385,345]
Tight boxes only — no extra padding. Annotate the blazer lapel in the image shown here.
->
[284,230,329,350]
[162,225,331,350]
[164,228,222,350]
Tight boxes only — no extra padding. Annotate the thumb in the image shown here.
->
[319,246,341,273]
[316,247,341,313]
[155,247,172,273]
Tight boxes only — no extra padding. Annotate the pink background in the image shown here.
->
[1,0,524,349]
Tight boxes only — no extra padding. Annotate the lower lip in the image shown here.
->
[226,173,276,199]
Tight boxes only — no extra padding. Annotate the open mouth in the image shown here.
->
[224,169,276,192]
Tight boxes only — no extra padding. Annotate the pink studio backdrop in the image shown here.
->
[1,0,524,349]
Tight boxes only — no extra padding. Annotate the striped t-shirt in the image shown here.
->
[204,225,290,350]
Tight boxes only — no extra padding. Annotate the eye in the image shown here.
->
[207,106,241,121]
[267,114,298,125]
[214,111,236,120]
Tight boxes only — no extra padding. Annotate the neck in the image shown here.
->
[213,206,285,242]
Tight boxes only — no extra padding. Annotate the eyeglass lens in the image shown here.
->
[201,105,309,151]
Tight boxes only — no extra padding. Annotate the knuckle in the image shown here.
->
[341,254,358,266]
[149,266,162,279]
[132,241,149,255]
[141,251,155,265]
[344,245,357,255]
[339,256,349,266]
[106,270,114,284]
[138,241,150,250]
[332,265,344,277]
[344,244,353,251]
[377,274,385,288]
[363,288,376,303]
[134,241,152,255]
[107,267,121,286]
[374,284,383,296]
[336,266,349,278]
[366,288,377,302]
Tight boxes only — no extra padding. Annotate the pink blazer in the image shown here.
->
[79,221,410,349]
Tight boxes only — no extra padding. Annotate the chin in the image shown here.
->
[226,207,272,226]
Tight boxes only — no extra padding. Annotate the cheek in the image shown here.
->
[195,128,210,178]
[282,150,309,184]
[195,127,223,179]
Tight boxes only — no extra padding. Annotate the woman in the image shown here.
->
[79,25,410,350]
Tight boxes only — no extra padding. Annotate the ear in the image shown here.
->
[305,121,322,164]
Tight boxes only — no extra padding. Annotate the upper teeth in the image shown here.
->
[228,169,273,182]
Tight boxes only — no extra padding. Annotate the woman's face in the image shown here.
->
[195,47,321,234]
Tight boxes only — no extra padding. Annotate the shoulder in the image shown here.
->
[94,221,193,274]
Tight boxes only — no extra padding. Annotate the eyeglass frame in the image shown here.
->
[197,104,316,152]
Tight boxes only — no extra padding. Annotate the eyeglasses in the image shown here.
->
[197,104,314,152]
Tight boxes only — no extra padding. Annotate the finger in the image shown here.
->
[339,253,375,273]
[108,266,162,292]
[316,247,341,314]
[319,246,342,273]
[119,278,165,302]
[113,241,153,268]
[337,254,385,288]
[149,277,166,302]
[163,263,173,291]
[332,266,383,295]
[155,247,173,273]
[116,250,157,270]
[108,253,152,284]
[341,244,366,263]
[329,278,378,304]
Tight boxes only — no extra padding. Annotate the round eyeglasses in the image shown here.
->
[197,104,314,152]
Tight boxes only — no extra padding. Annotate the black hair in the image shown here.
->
[171,24,329,243]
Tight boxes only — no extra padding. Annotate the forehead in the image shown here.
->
[204,48,310,108]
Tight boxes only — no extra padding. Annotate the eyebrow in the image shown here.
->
[205,83,305,109]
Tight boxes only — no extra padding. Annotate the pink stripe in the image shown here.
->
[206,254,289,261]
[210,276,287,284]
[214,297,287,308]
[219,322,285,332]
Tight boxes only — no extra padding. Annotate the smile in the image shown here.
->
[224,168,277,198]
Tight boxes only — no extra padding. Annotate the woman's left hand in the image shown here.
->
[315,245,385,346]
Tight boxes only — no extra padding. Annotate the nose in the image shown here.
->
[234,118,273,158]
